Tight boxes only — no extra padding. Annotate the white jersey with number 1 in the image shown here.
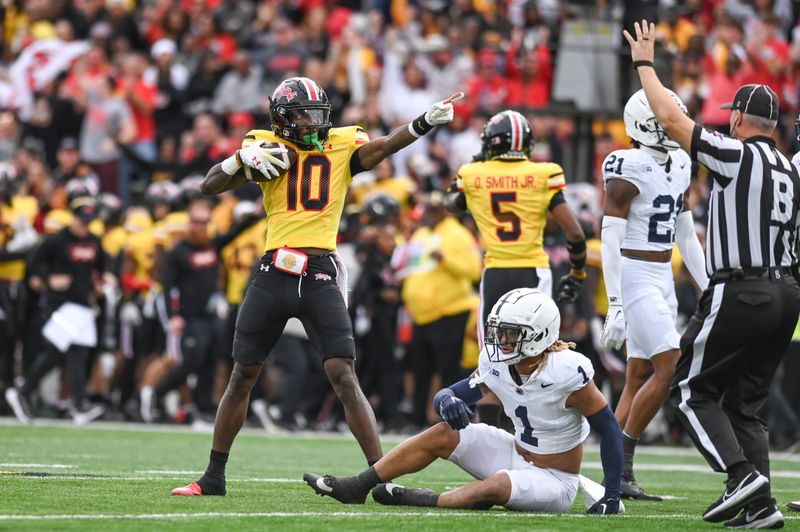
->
[474,347,594,455]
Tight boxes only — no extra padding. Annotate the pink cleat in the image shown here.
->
[171,482,204,496]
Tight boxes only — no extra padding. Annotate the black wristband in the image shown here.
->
[566,239,587,255]
[410,113,435,137]
[633,60,655,70]
[567,239,587,271]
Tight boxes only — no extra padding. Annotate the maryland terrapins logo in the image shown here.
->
[275,85,297,102]
[282,254,297,270]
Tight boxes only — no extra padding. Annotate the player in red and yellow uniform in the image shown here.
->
[446,110,587,339]
[173,77,461,496]
[0,165,39,390]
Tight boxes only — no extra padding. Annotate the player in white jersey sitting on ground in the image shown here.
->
[304,288,623,514]
[600,89,708,500]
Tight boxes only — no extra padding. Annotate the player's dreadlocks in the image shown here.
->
[531,340,577,379]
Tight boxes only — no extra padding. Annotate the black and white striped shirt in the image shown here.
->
[691,125,800,275]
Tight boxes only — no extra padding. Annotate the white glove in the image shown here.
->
[206,291,229,320]
[237,145,288,180]
[601,304,626,350]
[120,301,142,327]
[424,98,456,126]
[5,219,38,253]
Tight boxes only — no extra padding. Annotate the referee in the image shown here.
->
[625,21,800,529]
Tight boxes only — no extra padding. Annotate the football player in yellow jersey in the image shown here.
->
[173,77,459,497]
[0,164,39,393]
[445,110,587,339]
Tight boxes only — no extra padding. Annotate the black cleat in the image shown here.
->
[303,473,368,504]
[704,471,770,523]
[371,482,439,507]
[620,473,662,501]
[787,501,800,512]
[724,498,784,529]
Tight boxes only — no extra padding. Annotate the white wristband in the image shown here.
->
[221,153,241,176]
[407,122,421,139]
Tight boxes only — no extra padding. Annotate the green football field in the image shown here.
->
[0,420,798,531]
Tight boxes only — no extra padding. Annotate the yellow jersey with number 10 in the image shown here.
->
[456,159,566,269]
[242,126,369,252]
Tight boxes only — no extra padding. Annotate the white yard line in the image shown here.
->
[581,462,800,479]
[1,511,797,522]
[0,463,74,468]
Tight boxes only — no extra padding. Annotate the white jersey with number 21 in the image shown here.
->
[602,148,691,252]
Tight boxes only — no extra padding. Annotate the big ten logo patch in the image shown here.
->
[190,249,217,269]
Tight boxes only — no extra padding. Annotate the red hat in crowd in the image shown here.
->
[228,112,255,129]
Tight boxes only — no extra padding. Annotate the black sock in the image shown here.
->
[622,433,637,475]
[728,462,754,482]
[403,488,440,507]
[196,450,228,495]
[354,466,381,490]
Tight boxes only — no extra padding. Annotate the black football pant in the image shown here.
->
[409,311,469,427]
[155,317,218,407]
[0,281,24,388]
[670,275,800,479]
[20,342,92,411]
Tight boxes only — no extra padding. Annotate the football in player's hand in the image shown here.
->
[241,142,298,182]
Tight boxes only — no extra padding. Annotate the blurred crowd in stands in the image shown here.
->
[0,0,798,450]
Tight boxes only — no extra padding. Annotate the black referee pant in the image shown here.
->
[670,270,800,480]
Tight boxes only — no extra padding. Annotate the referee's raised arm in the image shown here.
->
[622,20,695,151]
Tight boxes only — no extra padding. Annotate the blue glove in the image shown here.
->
[587,494,620,515]
[439,396,472,430]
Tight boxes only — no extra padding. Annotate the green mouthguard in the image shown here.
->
[303,132,325,153]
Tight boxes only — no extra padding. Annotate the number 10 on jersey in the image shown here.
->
[287,154,331,211]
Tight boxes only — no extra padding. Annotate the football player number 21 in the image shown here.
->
[287,154,331,211]
[491,192,521,242]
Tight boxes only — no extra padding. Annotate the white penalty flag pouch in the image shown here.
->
[43,302,97,353]
[272,247,309,276]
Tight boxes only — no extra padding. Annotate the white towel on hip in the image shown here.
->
[42,302,97,353]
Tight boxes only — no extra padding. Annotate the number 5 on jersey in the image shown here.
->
[491,192,521,242]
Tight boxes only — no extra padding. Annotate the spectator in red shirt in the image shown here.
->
[700,46,756,132]
[465,48,508,113]
[116,53,158,204]
[195,13,237,64]
[746,14,789,95]
[506,45,553,109]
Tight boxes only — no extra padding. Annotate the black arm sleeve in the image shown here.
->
[349,149,368,177]
[212,214,261,251]
[27,237,53,280]
[547,190,567,212]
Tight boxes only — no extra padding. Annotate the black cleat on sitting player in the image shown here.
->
[371,482,439,507]
[303,473,371,504]
[620,471,662,501]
